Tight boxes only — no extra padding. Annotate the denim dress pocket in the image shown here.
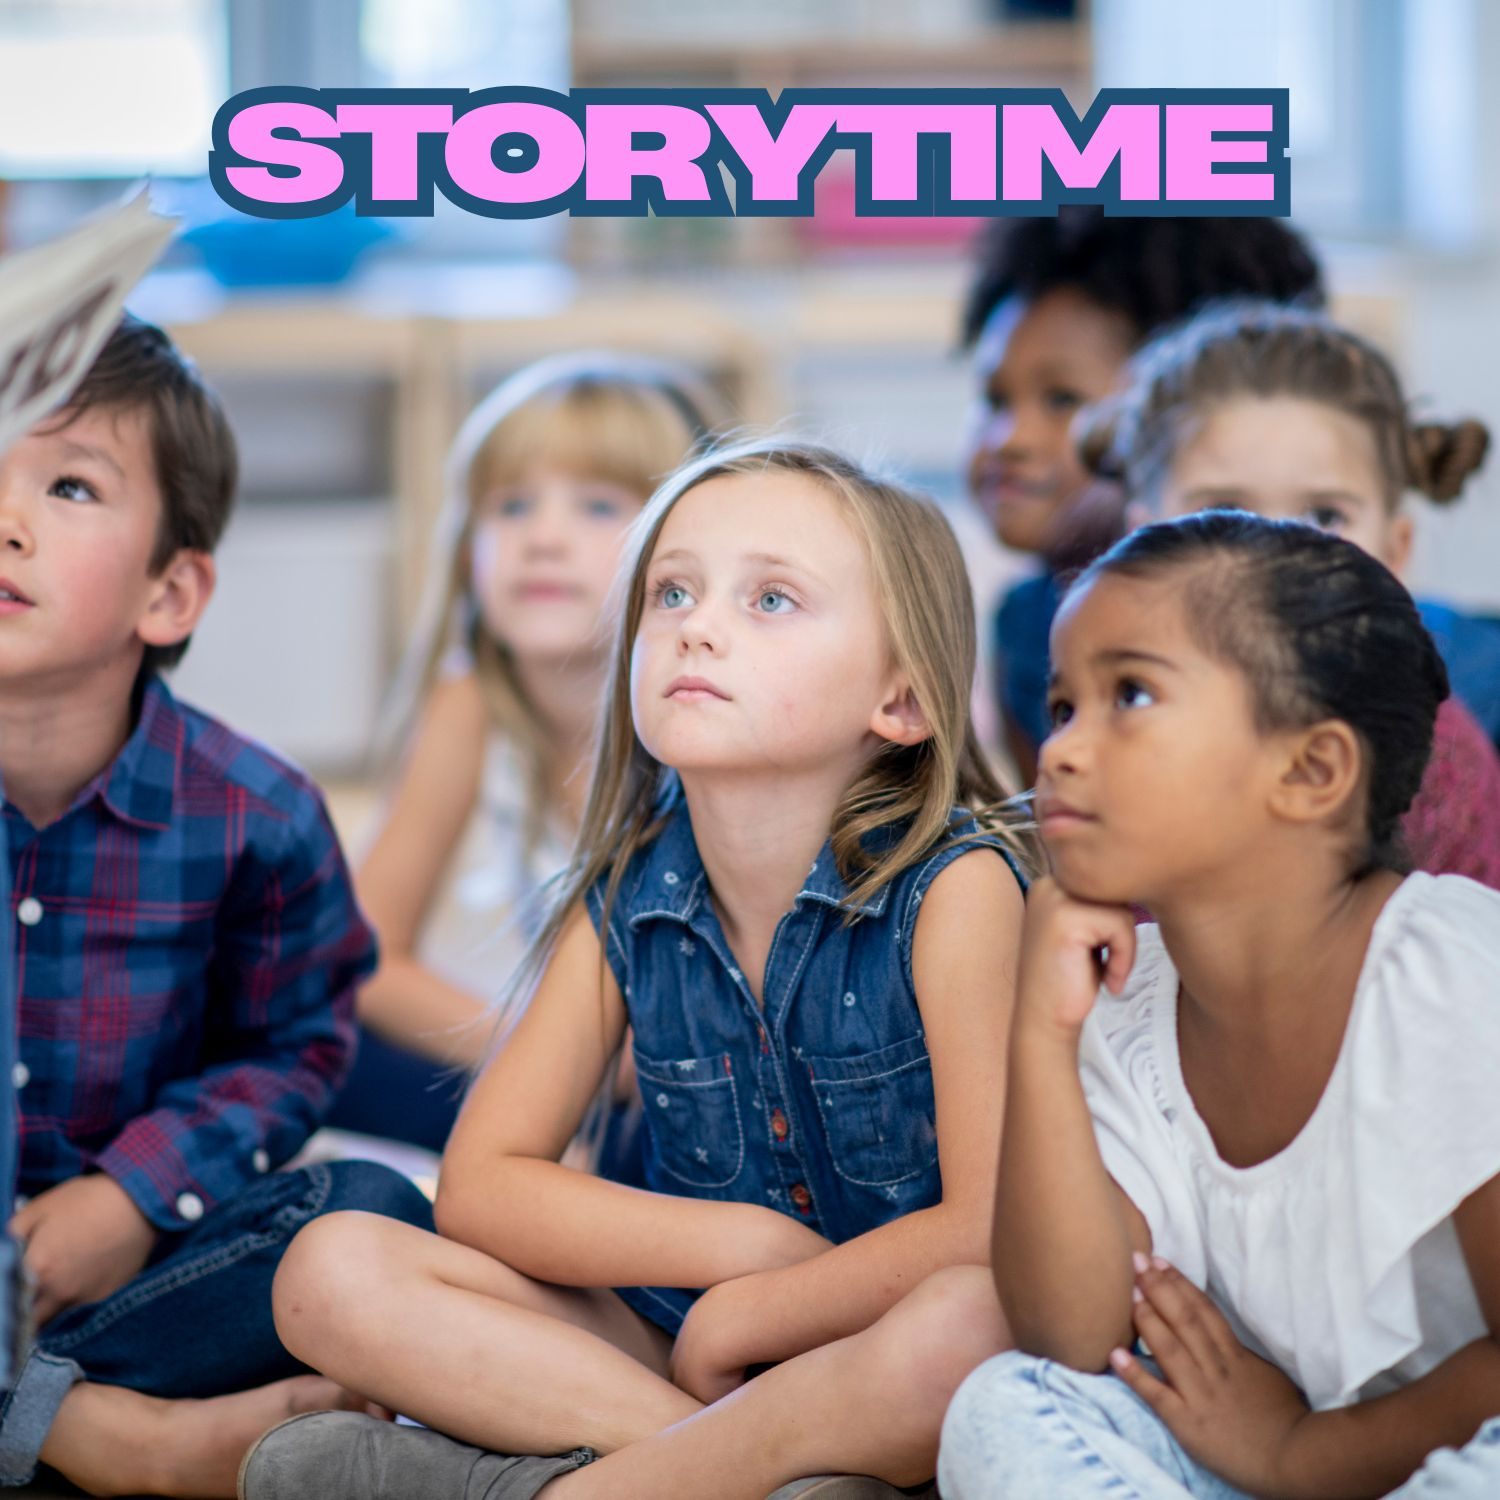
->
[805,1033,939,1187]
[634,1048,745,1190]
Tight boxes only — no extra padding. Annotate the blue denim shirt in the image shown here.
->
[1419,598,1500,748]
[994,570,1061,760]
[586,787,1024,1333]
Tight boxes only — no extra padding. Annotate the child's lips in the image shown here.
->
[665,675,730,702]
[0,578,34,614]
[1036,798,1098,833]
[974,473,1055,521]
[514,581,583,601]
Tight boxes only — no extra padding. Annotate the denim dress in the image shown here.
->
[585,789,1025,1335]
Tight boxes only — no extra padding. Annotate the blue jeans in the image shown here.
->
[325,1025,465,1155]
[939,1351,1500,1500]
[0,1160,433,1486]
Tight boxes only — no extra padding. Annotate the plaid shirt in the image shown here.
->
[3,675,373,1231]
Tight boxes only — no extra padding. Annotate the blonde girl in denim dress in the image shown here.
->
[246,439,1033,1500]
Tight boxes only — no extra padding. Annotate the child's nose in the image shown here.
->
[1037,716,1085,777]
[676,597,723,654]
[522,509,569,553]
[0,487,34,554]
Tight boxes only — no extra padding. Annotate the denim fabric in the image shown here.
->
[0,1160,432,1486]
[1419,599,1500,747]
[325,1026,465,1155]
[939,1351,1500,1500]
[587,788,1024,1334]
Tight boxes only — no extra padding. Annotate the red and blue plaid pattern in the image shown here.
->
[4,676,373,1231]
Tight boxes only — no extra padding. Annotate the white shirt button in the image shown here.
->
[11,1062,29,1089]
[16,897,42,926]
[252,1149,270,1173]
[176,1191,205,1222]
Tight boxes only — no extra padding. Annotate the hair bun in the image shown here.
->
[1405,419,1490,504]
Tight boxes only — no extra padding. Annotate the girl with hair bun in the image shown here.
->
[943,512,1500,1500]
[1083,302,1500,888]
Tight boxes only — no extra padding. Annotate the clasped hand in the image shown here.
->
[1111,1256,1311,1497]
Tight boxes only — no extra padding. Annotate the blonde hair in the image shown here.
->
[493,435,1036,1054]
[382,351,725,850]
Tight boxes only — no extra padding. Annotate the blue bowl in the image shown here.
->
[185,208,395,288]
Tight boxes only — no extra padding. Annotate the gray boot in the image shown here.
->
[237,1411,595,1500]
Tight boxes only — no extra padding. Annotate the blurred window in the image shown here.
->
[0,0,227,178]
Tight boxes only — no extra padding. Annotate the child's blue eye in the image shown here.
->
[583,496,625,519]
[653,582,692,610]
[50,475,98,504]
[755,589,795,614]
[1115,679,1156,710]
[1045,388,1084,414]
[494,495,531,519]
[1048,698,1074,728]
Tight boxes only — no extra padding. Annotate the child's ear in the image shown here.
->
[137,550,216,652]
[1384,511,1415,580]
[1268,719,1364,828]
[871,677,931,747]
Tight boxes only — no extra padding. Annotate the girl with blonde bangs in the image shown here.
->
[250,438,1032,1500]
[329,352,723,1154]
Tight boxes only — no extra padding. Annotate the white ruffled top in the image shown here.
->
[1079,872,1500,1411]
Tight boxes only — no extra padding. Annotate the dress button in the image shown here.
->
[770,1108,789,1141]
[16,897,42,926]
[789,1183,812,1213]
[176,1191,205,1223]
[11,1061,29,1089]
[252,1149,270,1173]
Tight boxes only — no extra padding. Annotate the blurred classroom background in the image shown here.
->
[1,0,1497,826]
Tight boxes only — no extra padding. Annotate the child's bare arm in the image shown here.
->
[355,673,494,1065]
[436,905,831,1289]
[673,850,1024,1385]
[992,877,1151,1369]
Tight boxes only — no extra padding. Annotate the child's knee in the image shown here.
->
[894,1266,1008,1373]
[865,1267,1010,1423]
[271,1209,395,1353]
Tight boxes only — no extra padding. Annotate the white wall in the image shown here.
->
[1093,0,1500,612]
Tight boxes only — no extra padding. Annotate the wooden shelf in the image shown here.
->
[571,25,1090,86]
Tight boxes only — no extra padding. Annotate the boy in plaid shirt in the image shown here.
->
[0,316,432,1496]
